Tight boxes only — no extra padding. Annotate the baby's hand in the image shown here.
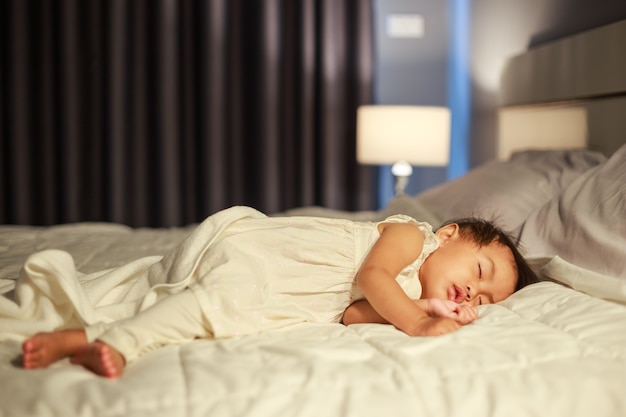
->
[426,298,478,325]
[405,299,479,336]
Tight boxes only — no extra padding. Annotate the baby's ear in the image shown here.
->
[436,223,459,244]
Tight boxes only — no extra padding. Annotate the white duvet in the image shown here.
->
[1,223,625,417]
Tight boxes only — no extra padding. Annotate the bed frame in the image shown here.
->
[498,19,626,159]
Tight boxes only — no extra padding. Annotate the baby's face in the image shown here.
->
[419,226,517,305]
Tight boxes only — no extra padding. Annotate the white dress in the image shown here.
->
[187,211,439,338]
[1,207,439,361]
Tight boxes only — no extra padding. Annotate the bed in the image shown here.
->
[2,20,626,417]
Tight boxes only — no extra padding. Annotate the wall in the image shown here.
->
[469,0,626,166]
[369,0,626,206]
[371,0,450,205]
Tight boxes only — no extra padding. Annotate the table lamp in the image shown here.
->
[356,105,451,196]
[498,106,587,160]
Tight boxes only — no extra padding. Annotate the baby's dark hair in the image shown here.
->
[439,217,538,292]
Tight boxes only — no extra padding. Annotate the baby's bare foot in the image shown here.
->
[70,341,125,379]
[22,329,87,369]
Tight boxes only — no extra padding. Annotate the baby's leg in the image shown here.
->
[22,329,87,369]
[86,288,212,377]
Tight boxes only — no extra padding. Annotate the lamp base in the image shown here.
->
[394,175,410,196]
[391,160,413,196]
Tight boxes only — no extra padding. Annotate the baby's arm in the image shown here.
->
[353,222,465,337]
[343,299,478,326]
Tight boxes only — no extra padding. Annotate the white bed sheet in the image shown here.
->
[1,223,625,417]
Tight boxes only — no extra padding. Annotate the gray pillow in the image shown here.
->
[415,149,607,232]
[518,144,626,280]
[274,195,443,226]
[377,195,444,226]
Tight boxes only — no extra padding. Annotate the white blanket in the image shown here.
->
[0,206,264,341]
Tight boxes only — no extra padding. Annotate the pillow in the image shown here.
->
[518,144,626,280]
[273,196,443,226]
[377,195,445,226]
[415,149,607,232]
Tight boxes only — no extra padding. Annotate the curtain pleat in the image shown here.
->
[1,0,376,227]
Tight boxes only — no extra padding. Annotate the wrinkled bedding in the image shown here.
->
[1,221,625,417]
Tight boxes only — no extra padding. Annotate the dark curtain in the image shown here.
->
[0,0,376,227]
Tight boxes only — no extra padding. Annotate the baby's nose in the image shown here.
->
[465,285,478,299]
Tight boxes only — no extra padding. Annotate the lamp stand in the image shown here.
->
[391,160,413,196]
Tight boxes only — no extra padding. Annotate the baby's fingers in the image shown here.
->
[427,298,461,318]
[455,305,479,325]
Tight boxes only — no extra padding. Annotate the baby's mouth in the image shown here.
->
[448,284,467,303]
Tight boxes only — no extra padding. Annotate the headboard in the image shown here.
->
[497,19,626,159]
